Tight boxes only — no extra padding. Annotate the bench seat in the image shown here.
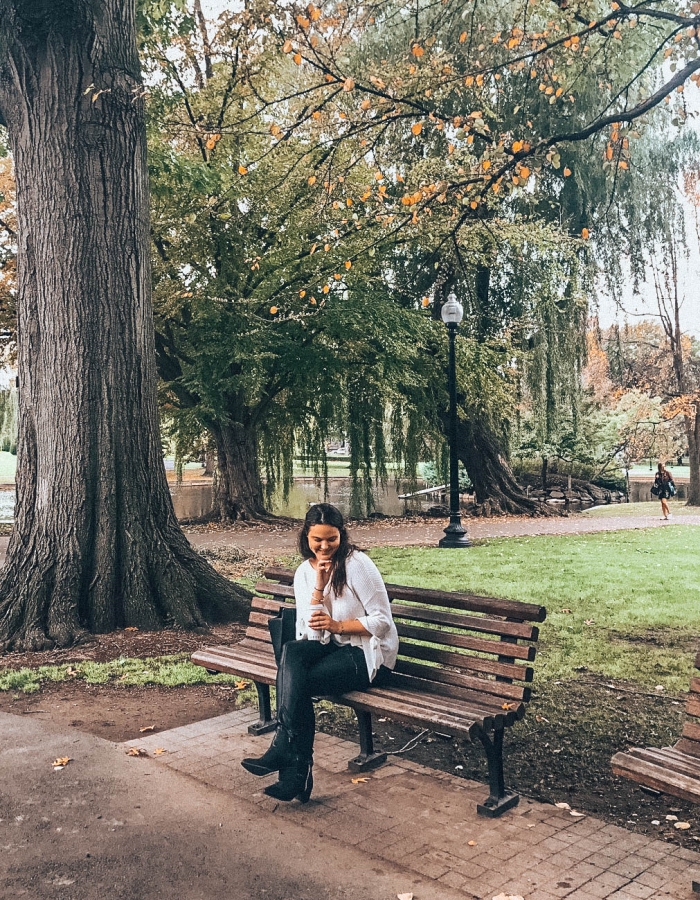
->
[192,566,545,817]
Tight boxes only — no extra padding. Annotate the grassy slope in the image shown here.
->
[371,526,700,692]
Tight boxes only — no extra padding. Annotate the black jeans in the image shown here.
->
[276,639,391,759]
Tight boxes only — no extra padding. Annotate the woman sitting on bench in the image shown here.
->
[242,503,398,803]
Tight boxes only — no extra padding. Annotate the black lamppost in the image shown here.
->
[439,292,471,549]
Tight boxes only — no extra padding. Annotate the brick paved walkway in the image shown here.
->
[125,708,700,900]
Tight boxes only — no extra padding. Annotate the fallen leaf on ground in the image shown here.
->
[52,757,71,769]
[560,608,572,614]
[124,627,138,632]
[65,667,78,676]
[535,715,550,723]
[584,619,595,625]
[234,681,249,689]
[674,822,691,830]
[570,810,585,818]
[139,725,156,733]
[351,777,370,784]
[397,894,413,900]
[467,840,477,846]
[666,814,678,821]
[501,702,516,710]
[153,748,167,756]
[126,748,148,757]
[651,820,660,825]
[555,802,571,810]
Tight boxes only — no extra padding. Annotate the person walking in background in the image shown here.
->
[652,462,675,520]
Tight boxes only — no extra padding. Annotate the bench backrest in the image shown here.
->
[254,566,545,707]
[675,652,700,758]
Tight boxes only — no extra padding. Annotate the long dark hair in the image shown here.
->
[299,503,356,596]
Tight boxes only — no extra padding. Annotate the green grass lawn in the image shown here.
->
[371,526,700,692]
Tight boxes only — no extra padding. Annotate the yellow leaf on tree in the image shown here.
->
[282,40,293,53]
[360,98,371,110]
[334,273,341,280]
[293,53,302,65]
[459,31,467,43]
[563,167,572,177]
[411,44,424,57]
[581,227,590,239]
[322,284,330,293]
[270,306,278,315]
[519,166,530,179]
[411,122,423,135]
[605,145,613,160]
[512,140,523,153]
[482,159,491,171]
[343,77,355,92]
[308,175,317,186]
[299,290,306,298]
[345,260,352,269]
[470,200,478,209]
[421,297,430,307]
[238,165,248,175]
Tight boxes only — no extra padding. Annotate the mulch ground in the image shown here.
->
[0,622,697,852]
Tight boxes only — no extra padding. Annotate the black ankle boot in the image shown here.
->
[241,727,292,776]
[263,758,313,803]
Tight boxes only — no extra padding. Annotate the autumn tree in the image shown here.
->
[0,0,250,650]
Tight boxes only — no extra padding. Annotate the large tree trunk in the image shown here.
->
[210,421,268,521]
[0,0,249,650]
[454,417,550,517]
[686,409,700,506]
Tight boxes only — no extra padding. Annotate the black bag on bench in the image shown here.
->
[268,606,297,666]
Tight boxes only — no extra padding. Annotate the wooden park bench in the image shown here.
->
[192,566,546,817]
[611,652,700,895]
[612,651,700,804]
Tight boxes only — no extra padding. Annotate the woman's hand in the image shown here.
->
[314,557,333,591]
[308,608,340,634]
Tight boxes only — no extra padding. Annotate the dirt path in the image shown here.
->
[0,509,697,564]
[181,509,700,555]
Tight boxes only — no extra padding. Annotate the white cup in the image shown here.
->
[307,602,325,641]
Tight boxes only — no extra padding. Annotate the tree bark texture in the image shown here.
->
[210,421,268,522]
[0,0,250,649]
[454,417,550,517]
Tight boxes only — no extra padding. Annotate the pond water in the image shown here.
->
[0,478,686,525]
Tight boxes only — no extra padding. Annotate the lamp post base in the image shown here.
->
[439,516,471,548]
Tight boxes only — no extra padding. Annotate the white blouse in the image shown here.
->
[293,551,399,681]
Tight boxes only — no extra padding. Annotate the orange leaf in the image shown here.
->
[421,297,430,307]
[411,44,424,58]
[308,175,317,186]
[459,31,467,43]
[282,40,293,53]
[343,77,355,92]
[563,167,572,177]
[293,53,302,65]
[411,122,423,135]
[238,165,248,175]
[270,306,278,314]
[52,757,72,769]
[360,98,371,110]
[344,260,352,269]
[322,284,330,293]
[581,227,589,239]
[139,725,156,733]
[519,166,530,179]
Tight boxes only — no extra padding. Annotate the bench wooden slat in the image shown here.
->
[362,685,506,731]
[365,684,523,730]
[612,750,700,804]
[251,595,290,614]
[399,640,532,683]
[191,649,276,685]
[396,622,535,661]
[395,658,530,702]
[338,690,481,739]
[256,581,295,600]
[632,747,700,779]
[687,697,700,719]
[391,602,538,641]
[689,677,700,696]
[261,567,546,622]
[389,670,526,715]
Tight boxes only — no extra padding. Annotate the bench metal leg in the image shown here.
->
[693,880,699,895]
[475,728,519,817]
[247,682,278,735]
[348,710,387,772]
